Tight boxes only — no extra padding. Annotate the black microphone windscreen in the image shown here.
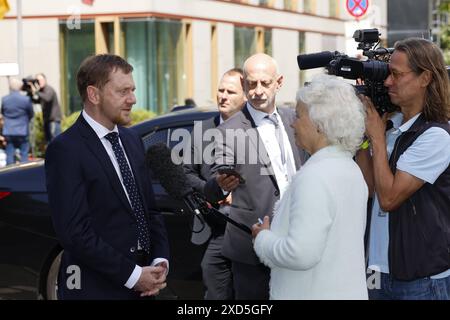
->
[146,143,192,200]
[297,51,334,70]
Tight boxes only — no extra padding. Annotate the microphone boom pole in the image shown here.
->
[146,143,252,236]
[208,206,252,234]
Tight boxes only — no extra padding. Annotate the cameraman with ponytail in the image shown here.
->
[357,38,450,300]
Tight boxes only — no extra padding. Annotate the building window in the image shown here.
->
[183,22,194,105]
[259,0,274,7]
[224,0,249,3]
[60,20,95,114]
[211,24,219,100]
[60,18,186,115]
[94,16,122,55]
[284,0,298,11]
[303,0,315,14]
[322,34,337,52]
[234,26,272,68]
[263,28,272,56]
[234,26,257,68]
[329,0,340,18]
[223,0,278,7]
[123,18,186,114]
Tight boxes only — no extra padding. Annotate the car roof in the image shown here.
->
[131,107,218,136]
[0,107,219,175]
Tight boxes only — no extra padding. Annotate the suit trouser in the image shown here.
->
[231,260,270,300]
[201,234,234,300]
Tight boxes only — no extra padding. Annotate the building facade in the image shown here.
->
[0,0,387,115]
[388,0,449,47]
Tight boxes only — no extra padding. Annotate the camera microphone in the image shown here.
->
[146,143,251,235]
[297,51,336,70]
[146,143,207,220]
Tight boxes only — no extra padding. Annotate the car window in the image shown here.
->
[142,125,194,151]
[142,125,194,180]
[142,129,168,151]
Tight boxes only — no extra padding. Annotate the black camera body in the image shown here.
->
[297,28,398,115]
[21,76,39,97]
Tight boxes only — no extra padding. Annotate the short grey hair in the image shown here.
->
[296,74,366,154]
[9,78,22,91]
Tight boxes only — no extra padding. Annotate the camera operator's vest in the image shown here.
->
[388,114,450,281]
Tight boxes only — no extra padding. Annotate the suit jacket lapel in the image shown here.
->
[278,107,302,169]
[241,106,264,163]
[241,106,280,192]
[76,116,134,216]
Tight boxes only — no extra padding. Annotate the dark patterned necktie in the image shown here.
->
[266,113,286,164]
[105,132,150,254]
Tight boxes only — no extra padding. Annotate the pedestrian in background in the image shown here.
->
[1,78,34,165]
[31,73,62,144]
[0,114,7,167]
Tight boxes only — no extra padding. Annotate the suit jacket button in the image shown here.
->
[274,190,280,197]
[130,246,136,253]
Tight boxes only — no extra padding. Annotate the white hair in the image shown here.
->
[9,78,22,91]
[296,74,366,155]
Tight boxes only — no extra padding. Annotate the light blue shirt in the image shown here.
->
[368,112,450,279]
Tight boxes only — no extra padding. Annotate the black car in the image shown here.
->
[0,107,218,300]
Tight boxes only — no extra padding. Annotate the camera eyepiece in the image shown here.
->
[353,29,380,45]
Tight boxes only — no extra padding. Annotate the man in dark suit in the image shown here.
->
[184,68,246,299]
[1,78,34,165]
[204,53,307,299]
[45,54,169,299]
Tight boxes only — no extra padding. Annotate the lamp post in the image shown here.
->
[17,0,23,78]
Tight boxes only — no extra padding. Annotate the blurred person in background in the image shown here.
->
[184,98,197,108]
[0,114,7,167]
[183,68,246,299]
[1,77,34,165]
[31,73,62,144]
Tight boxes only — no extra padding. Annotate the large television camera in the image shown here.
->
[297,28,397,115]
[21,76,39,98]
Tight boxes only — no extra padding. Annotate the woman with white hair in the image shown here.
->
[251,74,368,299]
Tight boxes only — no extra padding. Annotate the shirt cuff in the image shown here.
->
[151,258,170,276]
[124,265,142,289]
